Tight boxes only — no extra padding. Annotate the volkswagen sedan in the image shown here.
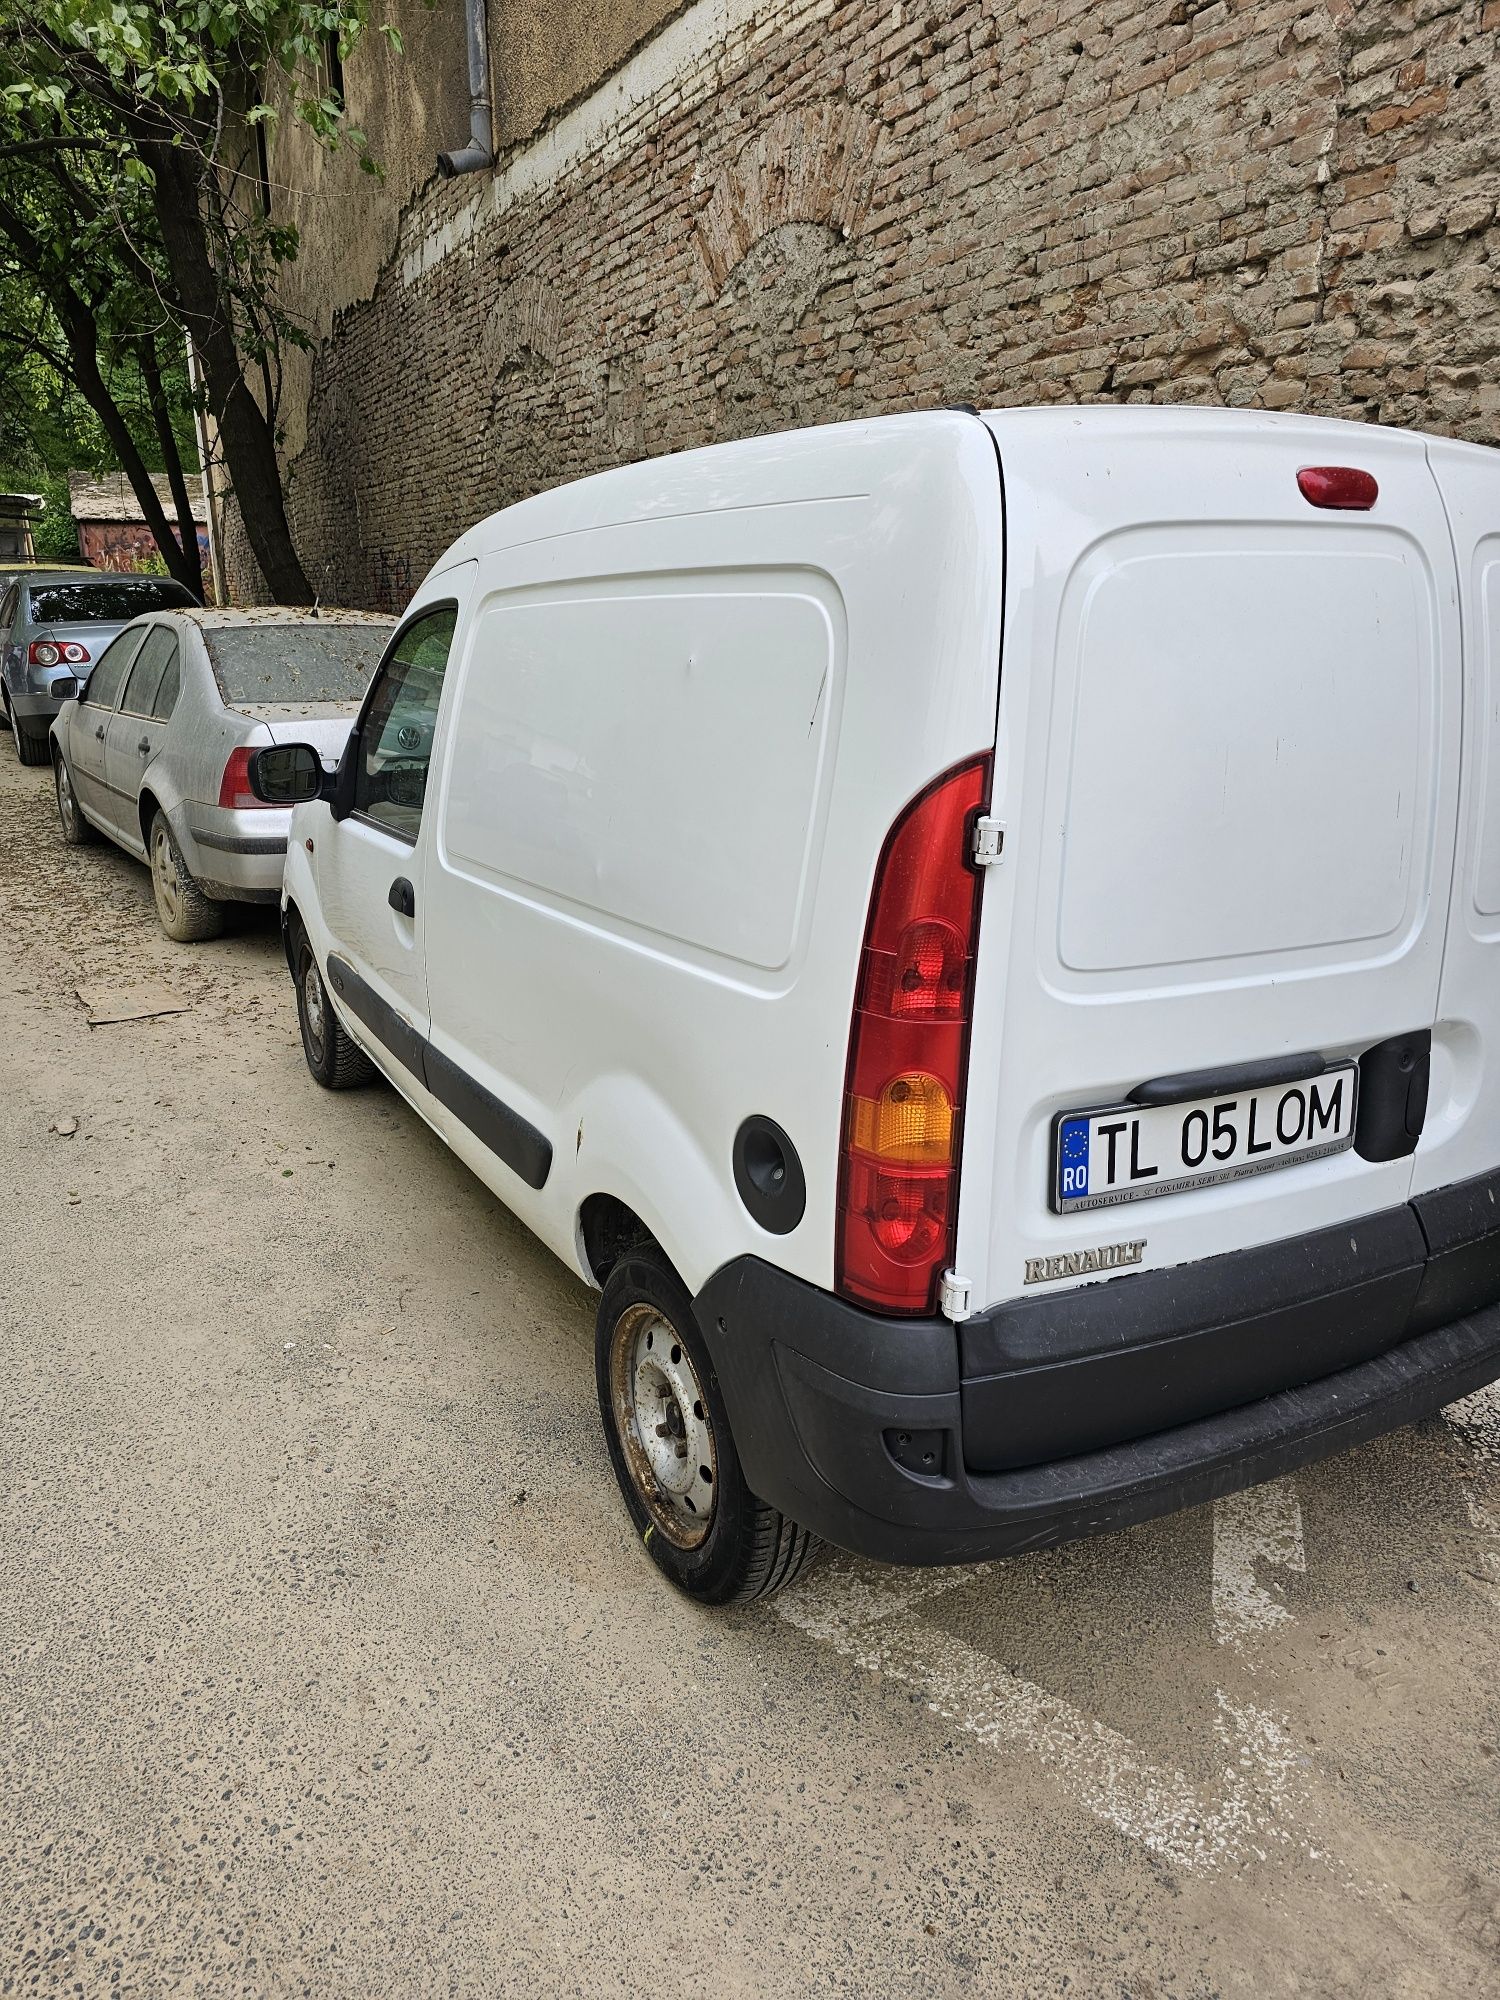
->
[2,571,195,764]
[49,606,392,940]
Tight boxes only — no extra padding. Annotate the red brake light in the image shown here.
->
[28,640,89,666]
[836,753,991,1314]
[1297,466,1378,511]
[218,745,272,810]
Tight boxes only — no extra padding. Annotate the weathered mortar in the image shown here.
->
[228,0,1500,606]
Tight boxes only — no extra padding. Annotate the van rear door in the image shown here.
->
[1411,439,1500,1199]
[958,410,1462,1313]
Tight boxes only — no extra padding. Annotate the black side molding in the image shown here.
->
[324,953,552,1190]
[327,953,426,1082]
[424,1042,552,1190]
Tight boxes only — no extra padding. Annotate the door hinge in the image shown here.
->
[939,1270,973,1321]
[971,816,1005,866]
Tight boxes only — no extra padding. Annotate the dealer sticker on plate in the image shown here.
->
[1051,1063,1358,1214]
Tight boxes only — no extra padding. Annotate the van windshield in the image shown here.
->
[30,578,192,623]
[205,622,391,705]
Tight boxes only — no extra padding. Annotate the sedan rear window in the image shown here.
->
[205,623,390,705]
[29,579,193,623]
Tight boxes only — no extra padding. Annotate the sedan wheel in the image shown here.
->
[54,757,94,846]
[148,809,224,942]
[9,701,46,767]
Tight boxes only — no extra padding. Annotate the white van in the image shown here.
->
[253,408,1500,1603]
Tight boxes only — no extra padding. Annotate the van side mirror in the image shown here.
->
[50,675,80,702]
[247,742,326,805]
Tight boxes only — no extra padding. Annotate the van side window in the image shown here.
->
[353,606,457,841]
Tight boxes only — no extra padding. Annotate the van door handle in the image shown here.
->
[388,876,415,918]
[94,724,105,740]
[137,736,151,756]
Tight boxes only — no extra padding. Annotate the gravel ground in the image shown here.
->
[2,746,1498,1999]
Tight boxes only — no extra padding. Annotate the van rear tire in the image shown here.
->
[596,1249,819,1604]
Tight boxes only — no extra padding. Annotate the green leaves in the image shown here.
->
[3,3,390,144]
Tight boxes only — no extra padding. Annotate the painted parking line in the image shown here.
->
[1211,1478,1307,1651]
[1443,1384,1500,1590]
[776,1556,1315,1872]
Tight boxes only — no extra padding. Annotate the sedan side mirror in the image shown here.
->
[50,675,81,702]
[247,742,327,805]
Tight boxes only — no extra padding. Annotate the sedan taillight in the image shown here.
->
[218,745,277,810]
[29,640,90,667]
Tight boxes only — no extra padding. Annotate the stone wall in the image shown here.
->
[229,0,1500,607]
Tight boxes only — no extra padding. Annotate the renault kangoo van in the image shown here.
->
[251,409,1500,1602]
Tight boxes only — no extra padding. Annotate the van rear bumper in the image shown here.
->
[694,1173,1500,1566]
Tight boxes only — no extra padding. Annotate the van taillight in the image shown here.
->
[836,753,991,1314]
[1297,466,1378,511]
[218,745,274,810]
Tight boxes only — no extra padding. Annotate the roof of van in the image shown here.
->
[419,406,1489,589]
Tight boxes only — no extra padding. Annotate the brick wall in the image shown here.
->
[229,0,1500,606]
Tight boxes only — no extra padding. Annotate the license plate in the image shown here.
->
[1051,1063,1359,1213]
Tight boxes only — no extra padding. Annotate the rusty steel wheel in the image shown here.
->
[595,1249,819,1603]
[608,1300,718,1550]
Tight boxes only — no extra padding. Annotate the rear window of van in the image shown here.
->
[205,622,391,705]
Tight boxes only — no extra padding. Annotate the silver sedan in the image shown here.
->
[2,570,195,764]
[49,607,393,941]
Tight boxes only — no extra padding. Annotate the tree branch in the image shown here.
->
[0,135,111,161]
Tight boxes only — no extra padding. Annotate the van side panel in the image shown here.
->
[417,415,1004,1293]
[443,572,838,972]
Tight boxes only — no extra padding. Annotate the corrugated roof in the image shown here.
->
[67,470,206,524]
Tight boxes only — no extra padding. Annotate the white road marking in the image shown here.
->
[1211,1479,1307,1649]
[1443,1385,1500,1586]
[776,1557,1313,1872]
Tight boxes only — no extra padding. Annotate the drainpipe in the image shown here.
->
[436,0,493,178]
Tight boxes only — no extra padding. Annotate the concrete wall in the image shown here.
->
[234,0,1500,607]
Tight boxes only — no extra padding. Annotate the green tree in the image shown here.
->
[0,151,206,594]
[0,3,400,603]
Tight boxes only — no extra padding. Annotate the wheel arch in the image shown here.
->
[138,786,164,849]
[281,894,307,977]
[578,1193,669,1290]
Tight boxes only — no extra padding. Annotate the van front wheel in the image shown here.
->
[292,930,375,1090]
[596,1250,819,1604]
